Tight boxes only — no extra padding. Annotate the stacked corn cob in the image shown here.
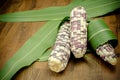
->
[96,43,117,65]
[48,6,117,72]
[70,6,87,58]
[48,22,70,72]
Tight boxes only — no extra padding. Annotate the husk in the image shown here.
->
[88,19,118,50]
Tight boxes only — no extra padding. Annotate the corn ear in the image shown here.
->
[96,43,117,65]
[70,6,87,58]
[48,22,70,72]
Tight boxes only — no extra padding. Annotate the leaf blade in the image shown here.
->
[0,20,61,80]
[0,0,120,22]
[86,0,120,18]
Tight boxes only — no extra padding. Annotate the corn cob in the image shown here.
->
[48,22,70,72]
[70,6,87,58]
[96,43,117,65]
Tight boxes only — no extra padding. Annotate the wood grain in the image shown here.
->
[0,0,120,80]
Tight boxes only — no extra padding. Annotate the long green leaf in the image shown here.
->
[85,0,120,18]
[0,20,61,80]
[0,6,68,22]
[0,0,119,22]
[0,0,86,22]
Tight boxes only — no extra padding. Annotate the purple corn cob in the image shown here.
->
[70,6,87,58]
[96,43,117,65]
[48,22,70,72]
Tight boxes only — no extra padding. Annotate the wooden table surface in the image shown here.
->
[0,0,120,80]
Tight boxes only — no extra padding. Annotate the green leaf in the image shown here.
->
[38,48,52,62]
[3,0,85,22]
[0,20,61,80]
[85,0,120,18]
[0,6,68,22]
[0,0,119,22]
[88,19,118,50]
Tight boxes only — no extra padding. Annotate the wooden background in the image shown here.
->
[0,0,120,80]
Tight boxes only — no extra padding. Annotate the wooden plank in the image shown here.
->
[0,0,120,80]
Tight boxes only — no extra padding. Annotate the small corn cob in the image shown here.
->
[48,22,70,72]
[96,43,117,65]
[70,6,87,58]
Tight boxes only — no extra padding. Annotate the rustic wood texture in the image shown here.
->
[0,0,120,80]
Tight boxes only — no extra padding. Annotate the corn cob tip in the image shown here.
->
[74,52,84,58]
[96,43,117,65]
[106,56,117,65]
[48,57,65,72]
